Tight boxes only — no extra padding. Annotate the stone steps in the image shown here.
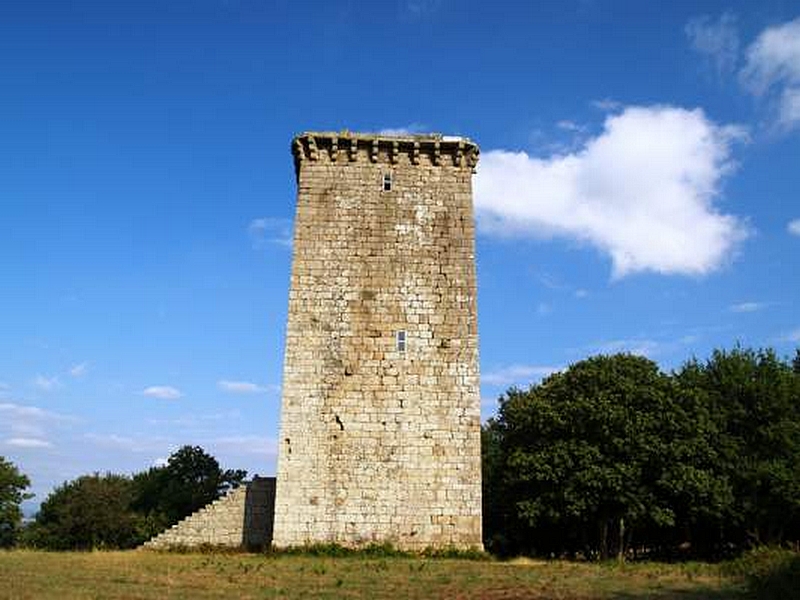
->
[141,477,276,550]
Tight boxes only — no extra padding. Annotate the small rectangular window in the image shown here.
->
[383,172,392,191]
[396,330,406,352]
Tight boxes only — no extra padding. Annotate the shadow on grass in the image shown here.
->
[605,589,746,600]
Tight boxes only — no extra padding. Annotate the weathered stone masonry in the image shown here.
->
[143,477,275,549]
[272,132,483,550]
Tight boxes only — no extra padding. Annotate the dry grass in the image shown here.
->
[0,549,744,599]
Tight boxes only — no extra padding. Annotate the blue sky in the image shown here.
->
[1,0,799,513]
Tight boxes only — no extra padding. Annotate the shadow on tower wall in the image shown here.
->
[244,476,276,549]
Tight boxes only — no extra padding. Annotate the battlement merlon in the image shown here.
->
[291,131,480,175]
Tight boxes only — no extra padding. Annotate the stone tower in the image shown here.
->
[272,131,482,550]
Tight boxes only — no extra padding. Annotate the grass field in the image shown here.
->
[0,550,746,599]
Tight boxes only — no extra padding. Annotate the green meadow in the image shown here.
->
[0,550,747,600]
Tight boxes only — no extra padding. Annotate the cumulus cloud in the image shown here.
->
[740,17,800,129]
[0,402,75,447]
[33,374,60,391]
[403,1,441,19]
[686,12,740,76]
[481,364,560,387]
[379,123,427,136]
[556,120,584,133]
[142,386,182,400]
[781,328,800,343]
[730,301,767,313]
[788,219,800,236]
[591,338,663,358]
[209,435,278,459]
[217,380,276,395]
[0,402,73,422]
[5,437,53,449]
[248,217,293,249]
[69,362,89,378]
[82,432,171,454]
[474,106,749,278]
[592,98,622,112]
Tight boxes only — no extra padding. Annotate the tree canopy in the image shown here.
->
[26,445,246,550]
[483,347,800,559]
[132,444,247,534]
[0,457,31,547]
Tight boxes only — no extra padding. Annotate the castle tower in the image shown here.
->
[272,132,482,550]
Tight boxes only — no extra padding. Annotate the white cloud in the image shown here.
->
[217,380,276,395]
[0,402,73,422]
[741,17,800,129]
[592,98,622,112]
[378,123,428,136]
[5,437,53,449]
[482,364,560,387]
[592,338,662,357]
[142,386,182,400]
[474,105,749,279]
[82,432,171,454]
[248,217,293,249]
[209,435,278,459]
[69,362,89,378]
[33,375,60,391]
[403,1,441,19]
[730,301,767,313]
[147,410,243,429]
[0,403,74,451]
[782,328,800,343]
[574,289,589,299]
[686,12,740,76]
[788,219,800,236]
[556,120,584,132]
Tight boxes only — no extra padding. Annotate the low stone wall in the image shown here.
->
[142,477,275,550]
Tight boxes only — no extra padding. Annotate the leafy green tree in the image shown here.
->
[483,346,800,559]
[28,473,144,549]
[132,445,246,529]
[484,353,734,559]
[488,355,684,557]
[0,457,32,547]
[676,347,800,549]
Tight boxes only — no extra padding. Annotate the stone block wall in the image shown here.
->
[142,477,275,549]
[272,132,483,550]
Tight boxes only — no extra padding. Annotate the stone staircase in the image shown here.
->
[142,477,275,550]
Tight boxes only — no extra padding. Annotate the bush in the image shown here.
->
[725,547,800,599]
[25,473,145,550]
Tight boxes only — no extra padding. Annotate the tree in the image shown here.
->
[483,353,730,559]
[28,473,144,550]
[132,445,246,528]
[0,457,31,547]
[675,347,800,549]
[483,346,800,559]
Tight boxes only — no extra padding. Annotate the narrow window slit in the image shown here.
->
[396,330,406,353]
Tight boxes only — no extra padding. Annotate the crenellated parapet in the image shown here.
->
[292,131,480,175]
